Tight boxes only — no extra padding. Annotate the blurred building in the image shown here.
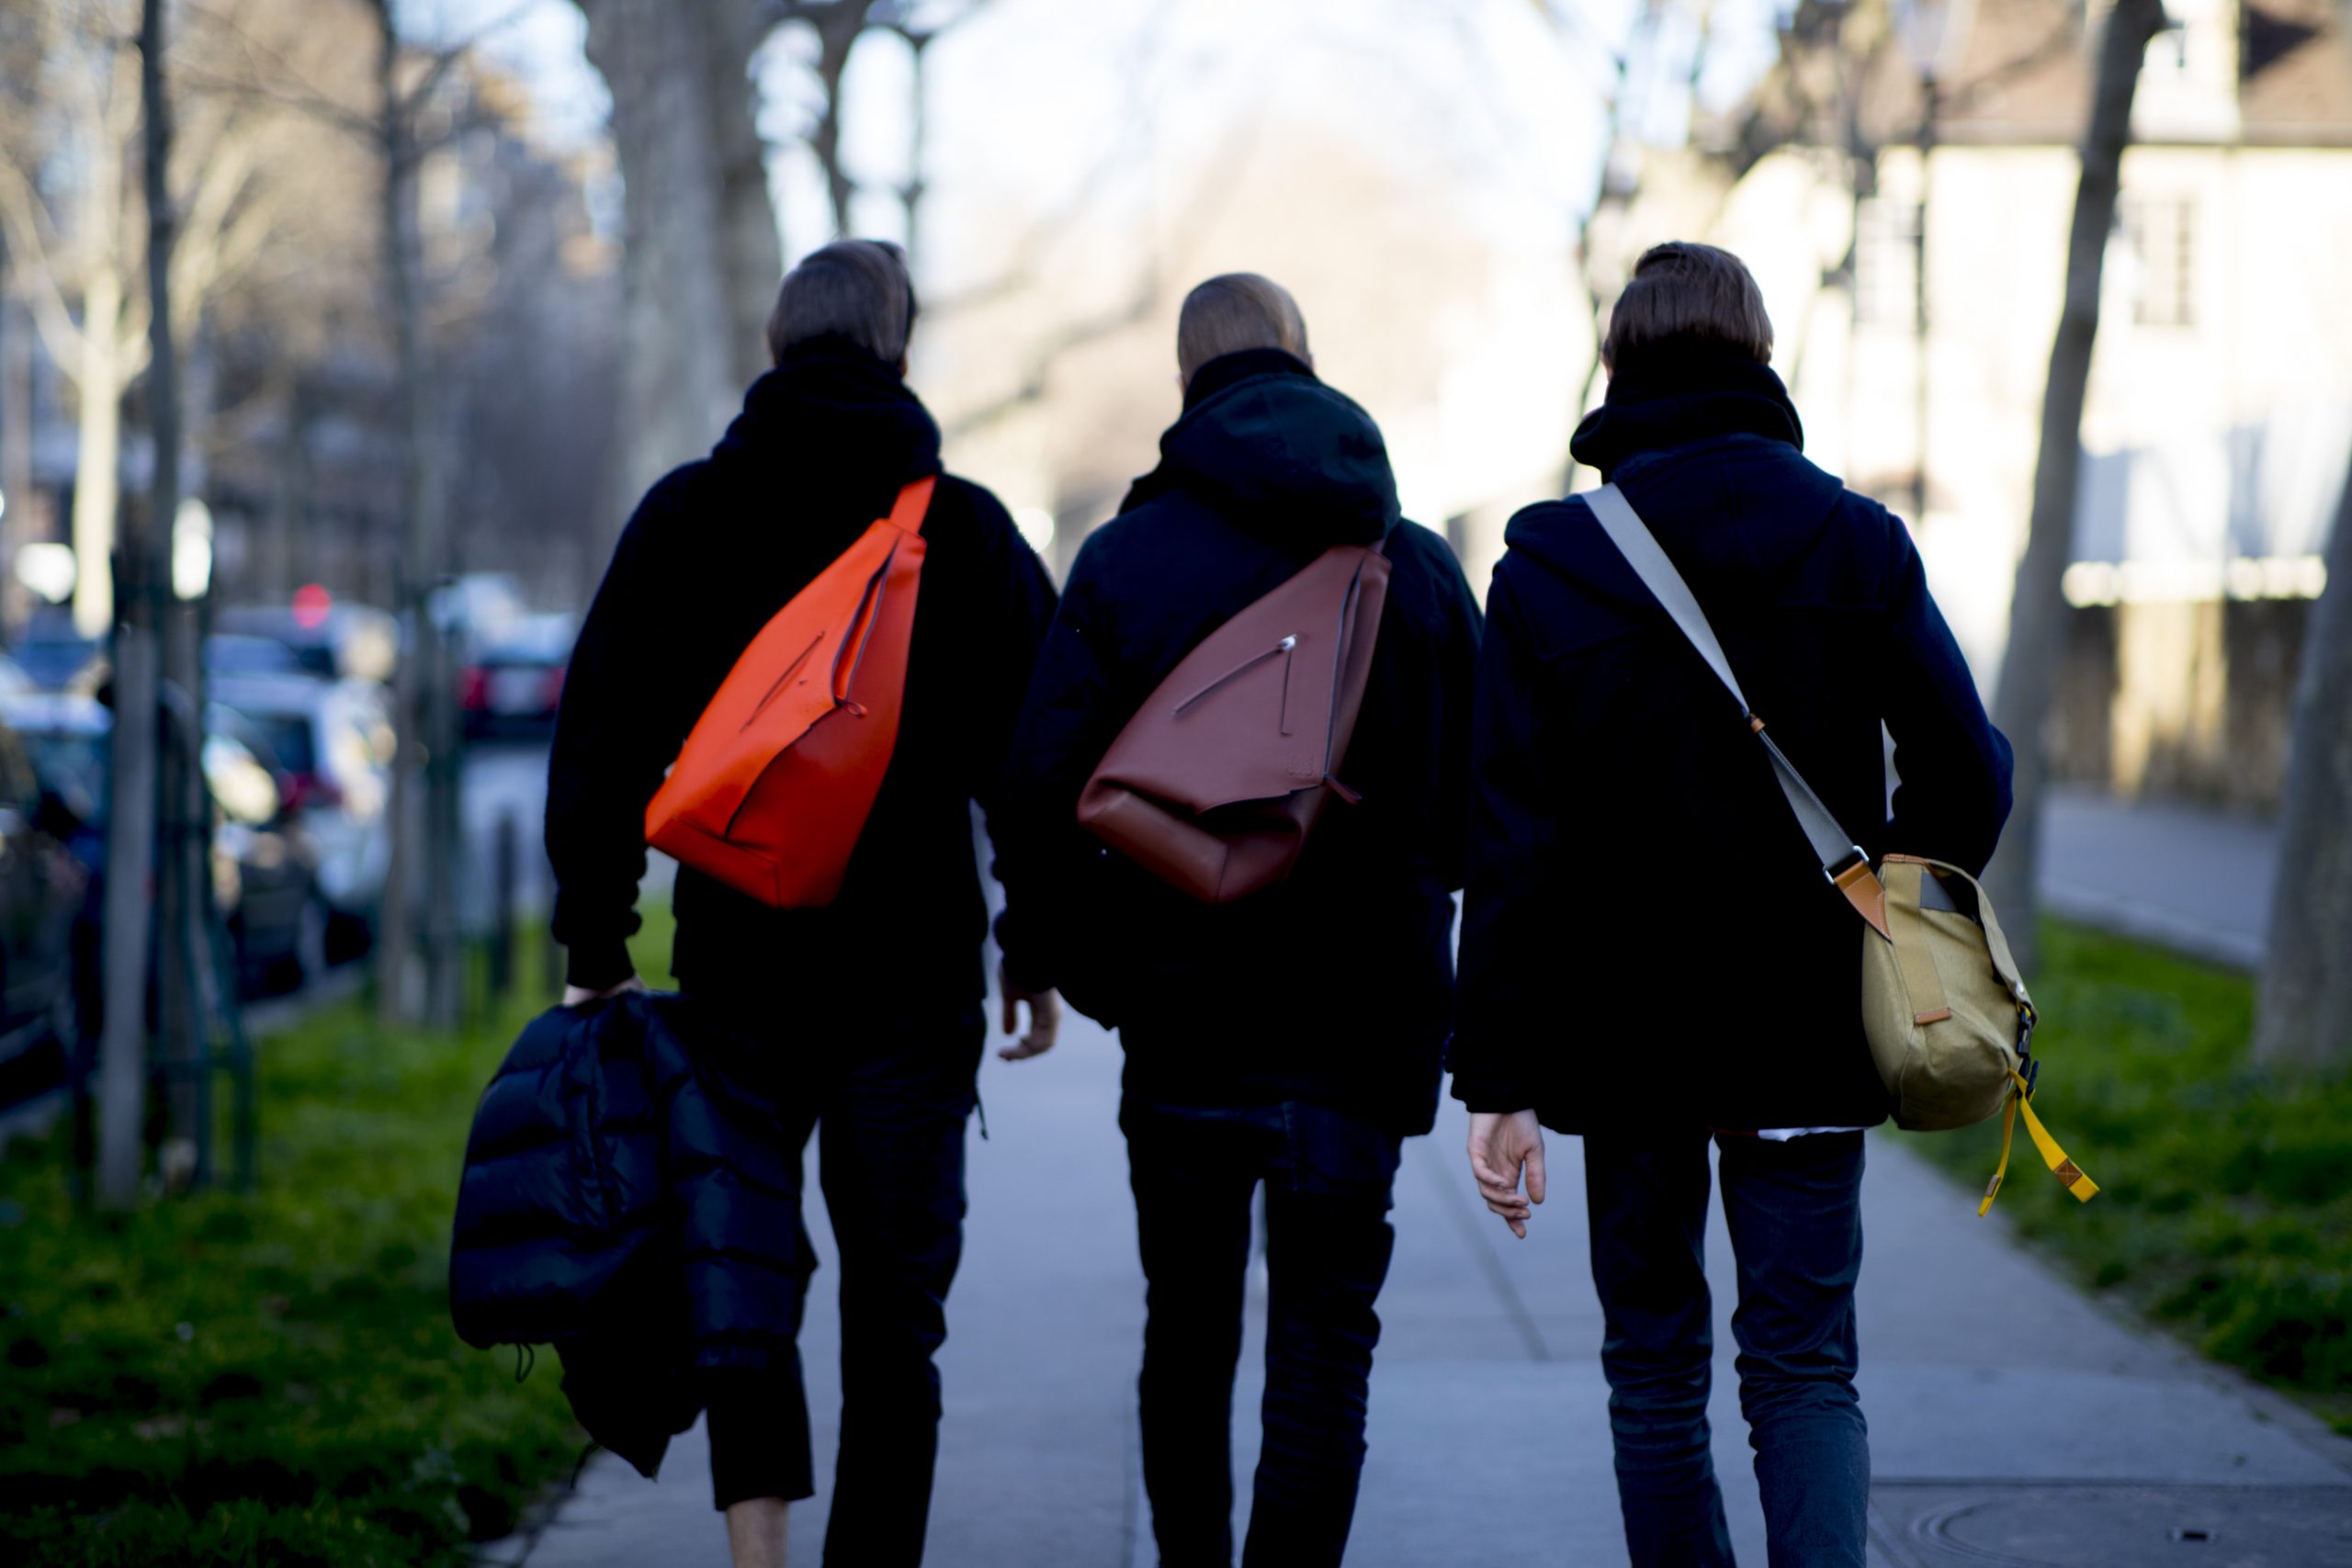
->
[1706,0,2352,810]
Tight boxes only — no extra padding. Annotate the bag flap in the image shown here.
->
[655,520,900,836]
[1088,543,1391,816]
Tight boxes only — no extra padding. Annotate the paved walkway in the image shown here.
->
[509,1034,2350,1568]
[503,792,2347,1565]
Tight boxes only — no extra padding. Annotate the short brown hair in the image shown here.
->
[1601,243,1773,373]
[1176,273,1311,383]
[767,239,918,367]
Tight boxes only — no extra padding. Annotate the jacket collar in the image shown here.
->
[1569,338,1804,482]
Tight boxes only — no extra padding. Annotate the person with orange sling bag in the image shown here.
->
[543,241,1058,1568]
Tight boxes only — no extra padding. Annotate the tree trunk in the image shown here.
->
[94,0,177,1210]
[1978,0,2165,975]
[2253,455,2352,1066]
[371,0,461,1027]
[1,241,32,640]
[708,0,784,389]
[70,276,123,637]
[141,0,208,1182]
[577,0,765,511]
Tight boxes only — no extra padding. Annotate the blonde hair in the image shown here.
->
[1176,273,1311,383]
[1601,243,1774,372]
[767,239,918,367]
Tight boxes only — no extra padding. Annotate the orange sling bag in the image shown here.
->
[644,477,934,908]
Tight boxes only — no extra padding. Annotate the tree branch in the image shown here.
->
[0,157,91,378]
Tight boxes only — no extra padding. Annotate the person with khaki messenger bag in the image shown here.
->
[1452,243,2086,1568]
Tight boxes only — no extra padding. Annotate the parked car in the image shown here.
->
[8,611,103,694]
[207,673,393,937]
[0,701,90,1104]
[460,613,575,737]
[214,599,400,685]
[205,633,310,679]
[4,693,328,995]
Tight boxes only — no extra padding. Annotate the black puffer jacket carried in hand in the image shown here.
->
[449,993,799,1478]
[995,349,1484,1136]
[1451,343,2013,1134]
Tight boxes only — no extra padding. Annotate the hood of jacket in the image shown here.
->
[709,335,943,532]
[1121,348,1398,547]
[1510,339,1842,613]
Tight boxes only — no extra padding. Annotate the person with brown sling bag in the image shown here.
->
[994,276,1482,1568]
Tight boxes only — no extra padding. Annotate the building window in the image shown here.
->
[2121,198,2197,328]
[1853,197,1918,328]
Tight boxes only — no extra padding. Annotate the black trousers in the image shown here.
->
[695,998,982,1568]
[1122,1096,1402,1568]
[1583,1131,1870,1568]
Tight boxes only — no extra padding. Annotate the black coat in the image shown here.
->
[449,993,799,1479]
[1451,344,2013,1134]
[546,337,1058,1010]
[996,349,1484,1136]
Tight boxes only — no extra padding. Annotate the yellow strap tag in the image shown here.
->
[1978,1070,2098,1214]
[1978,1093,2018,1217]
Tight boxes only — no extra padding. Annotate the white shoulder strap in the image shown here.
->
[1584,483,1890,938]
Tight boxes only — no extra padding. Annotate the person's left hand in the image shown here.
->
[1467,1109,1547,1239]
[998,964,1062,1062]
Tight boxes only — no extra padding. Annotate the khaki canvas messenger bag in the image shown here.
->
[1586,484,2096,1215]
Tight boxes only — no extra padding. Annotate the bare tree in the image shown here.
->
[2253,456,2352,1066]
[0,0,297,635]
[1979,0,2167,974]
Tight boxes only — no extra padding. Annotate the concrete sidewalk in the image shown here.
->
[507,1002,2351,1567]
[505,787,2346,1565]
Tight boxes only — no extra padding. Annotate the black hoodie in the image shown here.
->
[994,349,1483,1135]
[546,337,1057,1019]
[1450,345,2012,1133]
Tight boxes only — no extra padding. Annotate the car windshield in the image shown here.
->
[244,714,318,776]
[14,640,97,690]
[25,730,108,825]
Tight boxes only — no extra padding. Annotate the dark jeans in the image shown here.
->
[693,998,982,1568]
[1583,1130,1869,1568]
[1122,1096,1402,1568]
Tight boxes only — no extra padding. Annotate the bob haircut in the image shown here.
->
[766,239,918,367]
[1600,242,1774,373]
[1176,273,1311,383]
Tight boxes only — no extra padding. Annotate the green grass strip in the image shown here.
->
[1899,922,2352,1432]
[0,976,582,1565]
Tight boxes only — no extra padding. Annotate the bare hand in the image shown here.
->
[1467,1109,1547,1239]
[997,964,1061,1062]
[562,976,646,1009]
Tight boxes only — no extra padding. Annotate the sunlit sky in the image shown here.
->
[418,0,1794,553]
[424,0,1790,269]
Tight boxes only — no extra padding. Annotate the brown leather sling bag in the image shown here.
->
[1078,537,1391,904]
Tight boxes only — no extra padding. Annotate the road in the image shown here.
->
[2039,784,2279,969]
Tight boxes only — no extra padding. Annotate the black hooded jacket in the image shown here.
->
[1450,344,2013,1133]
[995,349,1483,1135]
[546,338,1057,1013]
